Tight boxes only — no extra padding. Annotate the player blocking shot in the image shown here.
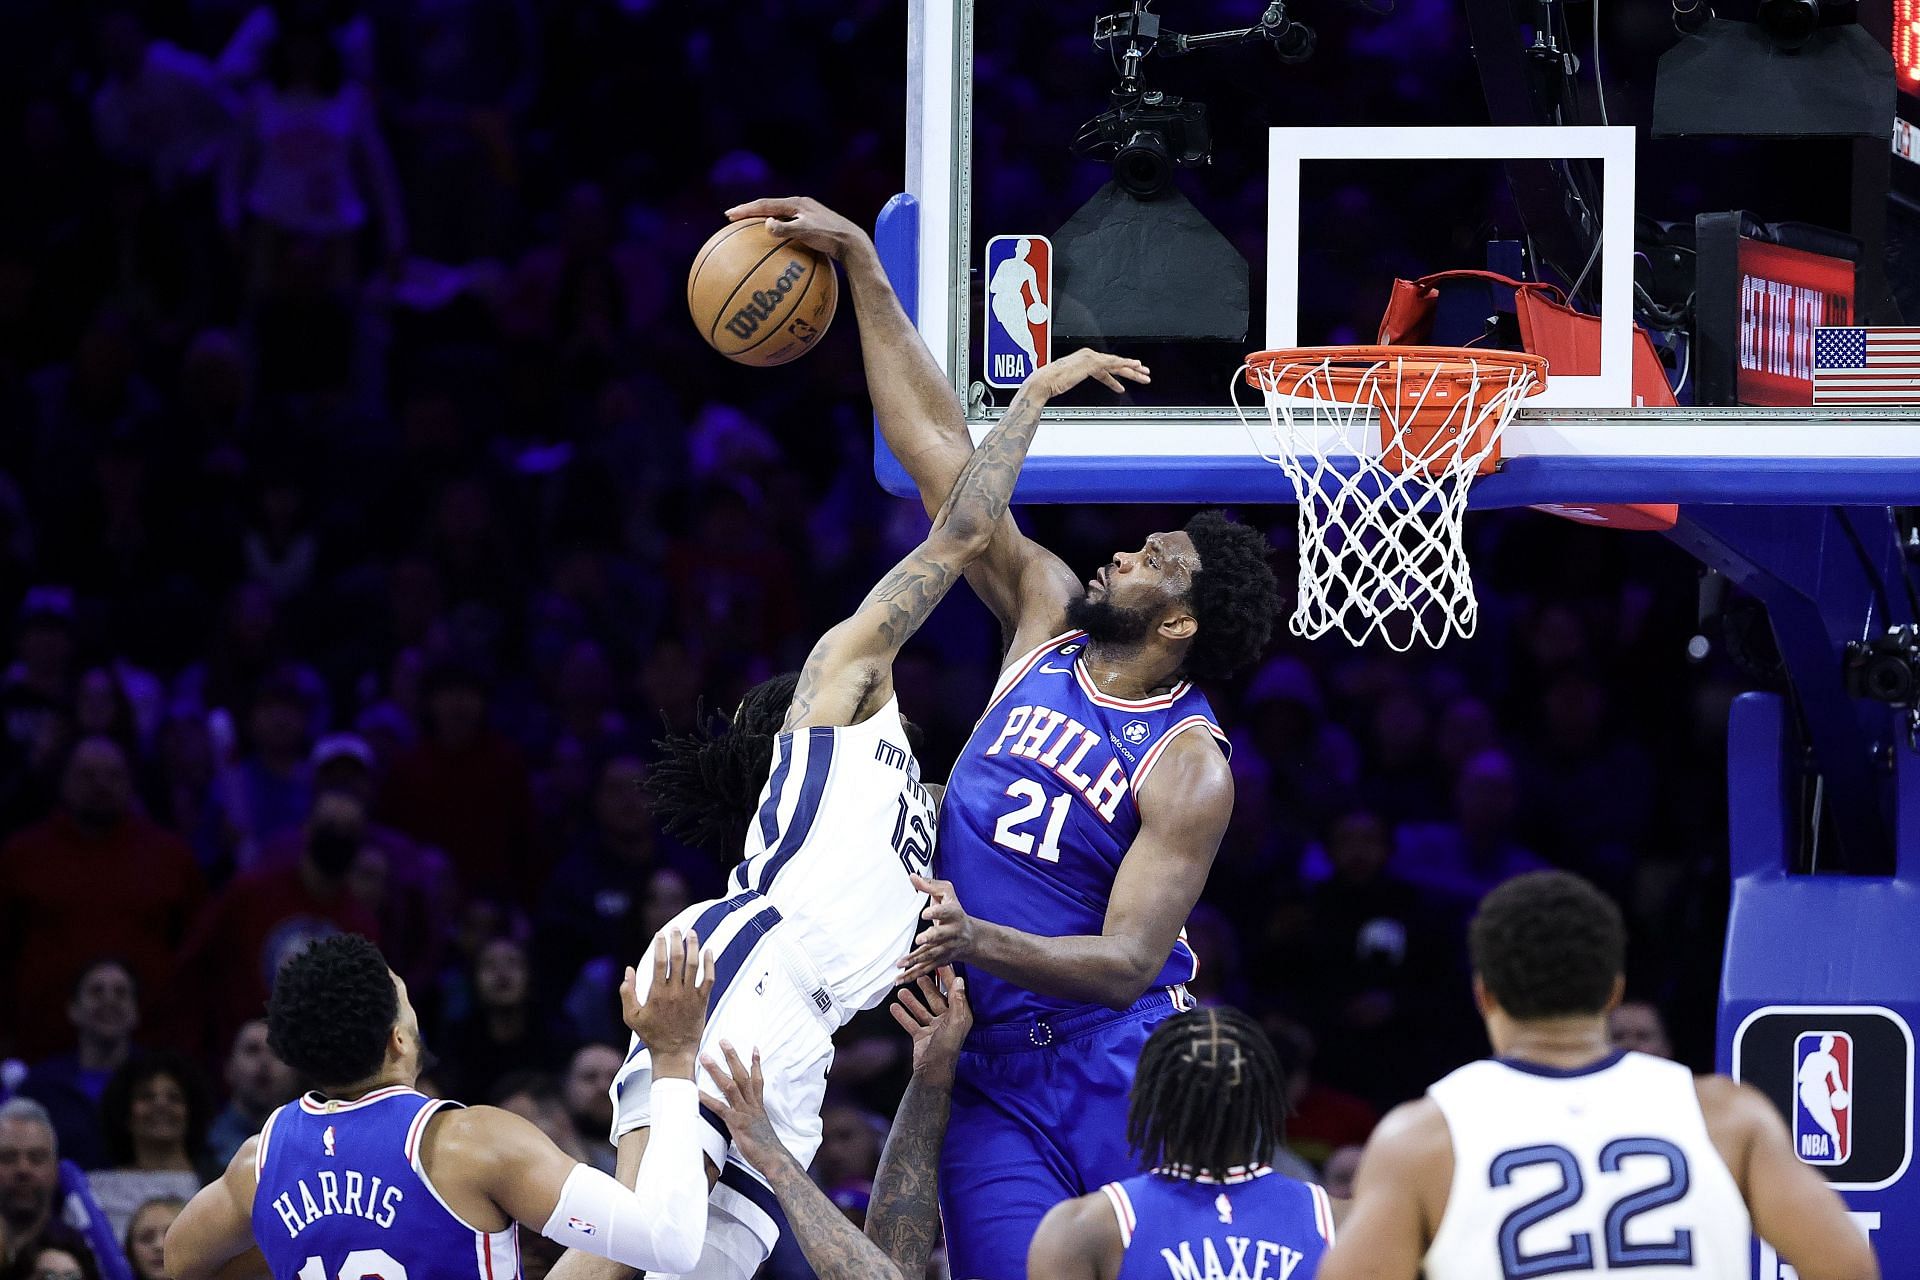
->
[731,194,1283,1279]
[1027,1007,1336,1280]
[163,931,719,1280]
[574,342,1149,1280]
[1321,871,1881,1280]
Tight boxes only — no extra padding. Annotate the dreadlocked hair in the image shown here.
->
[645,673,799,855]
[1180,511,1280,682]
[1128,1006,1288,1180]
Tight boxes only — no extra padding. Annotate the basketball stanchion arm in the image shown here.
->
[1667,504,1917,876]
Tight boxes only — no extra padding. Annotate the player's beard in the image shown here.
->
[1066,593,1157,646]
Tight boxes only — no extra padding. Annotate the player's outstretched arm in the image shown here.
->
[782,347,1148,733]
[901,731,1231,1008]
[865,970,970,1277]
[455,932,715,1276]
[726,196,1103,655]
[166,1138,263,1280]
[700,970,971,1280]
[1701,1078,1880,1280]
[1027,1196,1122,1280]
[1314,1099,1451,1280]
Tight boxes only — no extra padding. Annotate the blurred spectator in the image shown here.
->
[1393,748,1545,909]
[256,734,450,989]
[381,663,532,899]
[219,12,405,292]
[535,755,713,996]
[0,592,78,827]
[812,1100,882,1203]
[559,1046,619,1176]
[558,867,692,1046]
[1272,811,1467,1108]
[233,670,315,860]
[488,1073,585,1164]
[435,937,571,1103]
[168,792,382,1060]
[1320,1145,1364,1200]
[19,962,140,1170]
[0,1100,89,1263]
[15,1243,99,1280]
[87,1056,208,1239]
[203,1021,295,1170]
[121,1197,182,1280]
[1262,1019,1379,1172]
[90,7,234,193]
[1521,674,1657,896]
[0,739,203,1061]
[1608,999,1674,1060]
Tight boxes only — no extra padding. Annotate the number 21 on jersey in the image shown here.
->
[994,780,1070,863]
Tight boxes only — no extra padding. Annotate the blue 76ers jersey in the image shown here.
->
[940,630,1229,1026]
[1100,1167,1334,1280]
[253,1087,520,1280]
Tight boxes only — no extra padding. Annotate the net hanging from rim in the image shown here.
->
[1232,346,1548,651]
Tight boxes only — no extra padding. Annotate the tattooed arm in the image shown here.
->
[698,972,972,1280]
[779,348,1150,732]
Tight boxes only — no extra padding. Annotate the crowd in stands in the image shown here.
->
[0,3,1748,1278]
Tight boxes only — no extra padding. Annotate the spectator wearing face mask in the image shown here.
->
[166,792,381,1061]
[0,739,203,1061]
[201,1020,296,1169]
[19,962,140,1170]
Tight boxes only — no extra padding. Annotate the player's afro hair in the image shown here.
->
[1180,510,1279,683]
[646,673,799,855]
[267,933,399,1088]
[1469,871,1626,1020]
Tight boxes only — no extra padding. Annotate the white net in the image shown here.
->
[1231,349,1544,651]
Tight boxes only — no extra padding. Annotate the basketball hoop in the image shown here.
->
[1232,345,1548,651]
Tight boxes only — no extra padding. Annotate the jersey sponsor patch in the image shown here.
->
[1122,719,1151,746]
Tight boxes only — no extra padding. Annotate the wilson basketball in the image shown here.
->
[687,220,838,366]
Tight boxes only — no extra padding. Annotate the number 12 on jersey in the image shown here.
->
[994,780,1071,863]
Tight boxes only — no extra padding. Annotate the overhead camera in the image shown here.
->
[1074,1,1323,199]
[1844,626,1920,706]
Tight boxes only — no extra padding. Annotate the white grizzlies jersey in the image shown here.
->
[1425,1051,1750,1280]
[727,695,935,1019]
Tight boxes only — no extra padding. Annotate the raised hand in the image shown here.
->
[623,929,712,1077]
[1025,348,1151,400]
[891,967,972,1087]
[697,1041,783,1174]
[723,196,871,262]
[897,874,974,986]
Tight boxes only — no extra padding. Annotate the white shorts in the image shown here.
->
[608,890,837,1275]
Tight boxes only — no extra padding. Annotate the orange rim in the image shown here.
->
[1243,345,1549,397]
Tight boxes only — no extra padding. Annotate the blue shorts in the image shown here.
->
[938,989,1180,1280]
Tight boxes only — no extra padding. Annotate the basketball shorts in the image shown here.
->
[609,889,836,1279]
[938,988,1185,1280]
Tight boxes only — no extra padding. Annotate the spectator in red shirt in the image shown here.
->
[0,738,204,1061]
[167,791,381,1061]
[379,662,532,898]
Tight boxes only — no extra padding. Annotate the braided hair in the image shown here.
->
[645,673,799,855]
[1128,1007,1288,1180]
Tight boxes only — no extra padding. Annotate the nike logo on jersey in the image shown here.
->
[1039,663,1074,674]
[983,704,1130,821]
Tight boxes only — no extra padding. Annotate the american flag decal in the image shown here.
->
[1813,327,1920,404]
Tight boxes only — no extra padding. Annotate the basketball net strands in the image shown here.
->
[1232,346,1549,651]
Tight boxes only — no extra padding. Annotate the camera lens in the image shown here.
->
[1863,653,1917,703]
[1114,129,1174,199]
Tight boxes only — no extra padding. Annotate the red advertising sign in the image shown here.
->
[1737,239,1856,405]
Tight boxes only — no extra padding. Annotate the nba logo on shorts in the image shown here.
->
[984,235,1052,388]
[1793,1031,1853,1165]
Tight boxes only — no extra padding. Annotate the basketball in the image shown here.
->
[687,220,838,366]
[1832,1089,1850,1109]
[1027,302,1050,325]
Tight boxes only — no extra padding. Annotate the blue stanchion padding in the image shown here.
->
[1717,692,1918,1272]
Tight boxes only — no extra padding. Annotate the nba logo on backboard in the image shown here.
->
[1794,1031,1853,1165]
[984,235,1051,388]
